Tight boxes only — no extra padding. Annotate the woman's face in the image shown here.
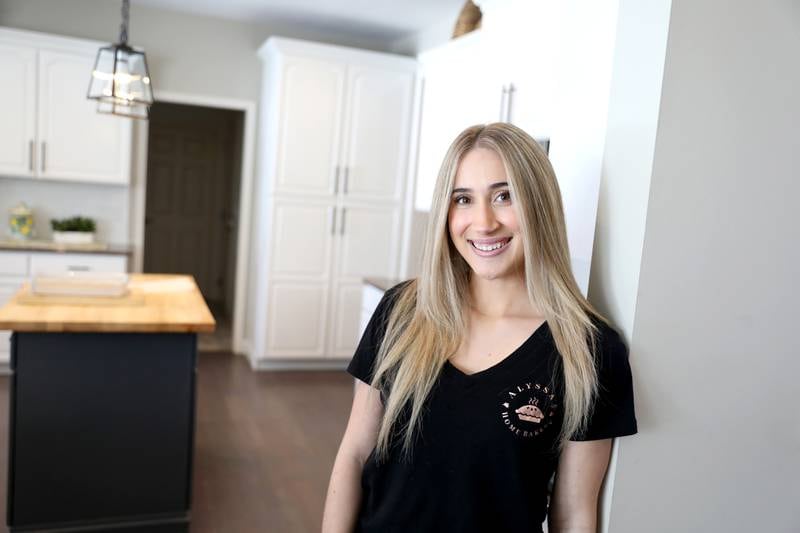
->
[447,147,524,282]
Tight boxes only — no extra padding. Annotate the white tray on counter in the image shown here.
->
[31,272,129,297]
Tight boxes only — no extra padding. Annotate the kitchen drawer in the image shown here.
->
[0,252,29,276]
[29,253,127,274]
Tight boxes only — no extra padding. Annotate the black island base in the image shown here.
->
[6,332,197,533]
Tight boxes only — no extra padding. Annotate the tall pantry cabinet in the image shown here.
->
[250,37,415,365]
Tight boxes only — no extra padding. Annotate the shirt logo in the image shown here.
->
[500,382,558,438]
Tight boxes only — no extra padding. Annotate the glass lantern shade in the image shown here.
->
[87,44,153,119]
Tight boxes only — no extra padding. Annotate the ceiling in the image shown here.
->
[132,0,466,42]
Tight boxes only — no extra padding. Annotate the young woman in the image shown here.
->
[322,123,637,533]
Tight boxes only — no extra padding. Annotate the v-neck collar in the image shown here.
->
[444,320,549,380]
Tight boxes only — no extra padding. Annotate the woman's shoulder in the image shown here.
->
[588,314,630,368]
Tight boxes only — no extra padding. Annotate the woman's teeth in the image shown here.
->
[470,239,509,251]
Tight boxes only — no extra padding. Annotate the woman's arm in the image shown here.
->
[321,379,384,533]
[547,439,613,533]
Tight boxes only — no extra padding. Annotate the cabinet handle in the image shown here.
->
[343,167,349,194]
[499,85,508,122]
[67,265,90,272]
[28,140,34,172]
[506,83,516,123]
[333,166,340,194]
[340,207,347,235]
[40,141,47,173]
[330,206,337,236]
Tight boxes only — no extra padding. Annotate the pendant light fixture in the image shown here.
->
[87,0,153,119]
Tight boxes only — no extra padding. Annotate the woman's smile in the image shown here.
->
[468,236,513,256]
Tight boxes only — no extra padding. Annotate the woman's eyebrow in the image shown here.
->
[451,182,509,194]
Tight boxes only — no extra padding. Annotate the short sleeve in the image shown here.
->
[346,282,409,386]
[571,323,638,441]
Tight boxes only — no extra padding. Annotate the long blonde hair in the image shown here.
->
[371,123,607,459]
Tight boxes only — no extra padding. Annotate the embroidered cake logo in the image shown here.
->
[499,382,558,438]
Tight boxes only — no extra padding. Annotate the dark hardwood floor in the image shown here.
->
[0,352,355,533]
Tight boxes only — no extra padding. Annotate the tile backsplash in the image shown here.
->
[0,176,130,244]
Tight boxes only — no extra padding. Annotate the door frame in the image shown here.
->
[130,91,256,356]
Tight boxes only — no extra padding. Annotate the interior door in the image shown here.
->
[144,104,238,306]
[0,41,36,177]
[37,49,131,184]
[273,56,346,198]
[340,65,414,203]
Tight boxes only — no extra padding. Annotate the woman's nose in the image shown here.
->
[474,200,499,232]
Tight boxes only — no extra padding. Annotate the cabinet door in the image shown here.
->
[329,282,365,358]
[334,204,401,281]
[38,49,131,184]
[340,65,413,203]
[0,42,37,177]
[265,281,328,357]
[273,56,346,197]
[268,200,336,279]
[327,204,401,357]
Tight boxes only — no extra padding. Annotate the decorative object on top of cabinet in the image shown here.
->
[250,38,415,366]
[0,27,132,184]
[453,1,483,38]
[8,203,35,241]
[87,0,153,119]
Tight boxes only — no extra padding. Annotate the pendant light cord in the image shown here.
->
[119,0,129,46]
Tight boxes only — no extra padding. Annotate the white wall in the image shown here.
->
[588,0,672,338]
[597,1,800,531]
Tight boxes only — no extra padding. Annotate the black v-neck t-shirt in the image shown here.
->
[347,283,637,533]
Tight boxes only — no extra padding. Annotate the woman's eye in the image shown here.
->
[495,191,511,203]
[453,195,471,205]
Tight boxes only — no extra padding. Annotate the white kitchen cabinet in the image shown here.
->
[0,27,132,185]
[251,37,415,364]
[273,56,346,197]
[0,250,128,365]
[0,41,37,177]
[38,49,131,184]
[341,65,413,203]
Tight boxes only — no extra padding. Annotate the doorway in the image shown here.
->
[143,102,244,352]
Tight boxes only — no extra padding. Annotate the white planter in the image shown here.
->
[53,231,95,244]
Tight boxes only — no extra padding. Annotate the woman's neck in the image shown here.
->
[468,274,542,319]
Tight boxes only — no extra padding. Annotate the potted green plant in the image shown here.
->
[51,216,96,244]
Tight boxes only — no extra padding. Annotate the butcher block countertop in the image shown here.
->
[0,274,216,333]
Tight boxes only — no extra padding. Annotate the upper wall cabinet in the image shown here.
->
[262,38,414,204]
[0,28,132,185]
[0,42,36,177]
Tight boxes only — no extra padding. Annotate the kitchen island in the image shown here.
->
[0,274,214,532]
